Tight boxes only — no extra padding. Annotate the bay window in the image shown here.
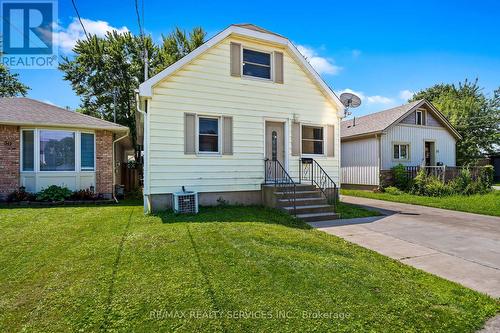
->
[302,125,324,155]
[21,129,95,172]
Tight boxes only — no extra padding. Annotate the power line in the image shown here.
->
[71,0,89,40]
[134,0,148,80]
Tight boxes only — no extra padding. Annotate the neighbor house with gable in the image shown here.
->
[341,99,461,188]
[137,24,344,221]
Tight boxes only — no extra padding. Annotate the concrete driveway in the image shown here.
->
[309,196,500,298]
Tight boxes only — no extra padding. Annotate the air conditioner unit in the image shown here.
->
[173,191,198,214]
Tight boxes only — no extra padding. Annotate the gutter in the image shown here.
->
[112,131,129,202]
[135,91,150,214]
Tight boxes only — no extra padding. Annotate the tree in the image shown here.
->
[59,27,205,148]
[410,79,500,165]
[0,64,29,97]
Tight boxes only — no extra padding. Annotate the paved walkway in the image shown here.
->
[309,196,500,298]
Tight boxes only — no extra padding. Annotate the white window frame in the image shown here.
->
[393,143,410,161]
[20,128,96,173]
[416,110,423,125]
[196,115,221,155]
[80,131,96,172]
[241,47,273,81]
[301,124,326,156]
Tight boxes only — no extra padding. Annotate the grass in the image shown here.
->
[0,203,498,332]
[341,189,500,217]
[336,202,381,219]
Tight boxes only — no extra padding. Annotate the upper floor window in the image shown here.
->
[416,110,424,125]
[302,125,324,155]
[242,49,271,80]
[198,117,219,153]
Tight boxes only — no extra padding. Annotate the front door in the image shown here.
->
[265,121,285,179]
[424,141,435,166]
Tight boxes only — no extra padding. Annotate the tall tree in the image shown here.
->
[59,27,205,147]
[410,79,500,165]
[0,65,29,97]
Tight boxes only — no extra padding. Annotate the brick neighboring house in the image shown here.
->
[0,98,129,200]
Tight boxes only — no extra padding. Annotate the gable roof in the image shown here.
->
[138,24,344,114]
[341,99,461,140]
[0,97,128,133]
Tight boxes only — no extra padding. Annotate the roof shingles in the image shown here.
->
[0,97,128,132]
[341,100,423,138]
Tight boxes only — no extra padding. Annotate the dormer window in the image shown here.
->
[242,48,271,79]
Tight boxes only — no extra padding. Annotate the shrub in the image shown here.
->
[383,186,403,195]
[479,165,494,188]
[392,164,410,190]
[410,169,428,196]
[37,185,72,202]
[7,187,36,202]
[70,188,97,201]
[424,178,453,197]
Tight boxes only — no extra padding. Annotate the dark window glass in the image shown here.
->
[199,118,219,152]
[81,133,95,171]
[301,126,324,154]
[416,112,422,125]
[243,49,271,79]
[39,131,75,171]
[22,130,34,171]
[393,145,399,159]
[243,49,270,65]
[243,64,271,79]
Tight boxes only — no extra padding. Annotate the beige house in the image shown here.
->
[137,24,344,219]
[0,98,129,199]
[341,99,461,188]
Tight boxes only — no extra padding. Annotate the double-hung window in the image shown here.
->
[393,144,409,160]
[242,48,271,80]
[302,125,324,155]
[198,117,219,153]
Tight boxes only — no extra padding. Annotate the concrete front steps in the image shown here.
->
[263,183,338,222]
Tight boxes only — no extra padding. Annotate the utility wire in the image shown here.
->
[71,0,89,40]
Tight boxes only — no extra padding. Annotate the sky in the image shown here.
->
[7,0,500,117]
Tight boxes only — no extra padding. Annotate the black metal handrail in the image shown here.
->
[299,158,338,211]
[264,158,297,215]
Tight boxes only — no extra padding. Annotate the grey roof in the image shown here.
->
[341,100,424,138]
[0,97,128,132]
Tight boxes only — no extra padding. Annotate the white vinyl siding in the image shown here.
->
[147,36,340,194]
[341,137,380,186]
[381,124,456,169]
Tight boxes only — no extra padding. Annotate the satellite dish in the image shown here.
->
[340,92,362,108]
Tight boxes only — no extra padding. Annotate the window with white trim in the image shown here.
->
[22,130,35,171]
[393,144,409,160]
[242,48,271,79]
[21,129,96,172]
[81,133,95,171]
[416,110,423,125]
[40,130,75,171]
[302,125,324,155]
[198,117,219,153]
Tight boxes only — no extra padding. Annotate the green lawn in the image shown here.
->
[336,202,381,219]
[0,204,498,332]
[341,189,500,217]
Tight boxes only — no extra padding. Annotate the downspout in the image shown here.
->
[135,91,149,214]
[112,131,129,202]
